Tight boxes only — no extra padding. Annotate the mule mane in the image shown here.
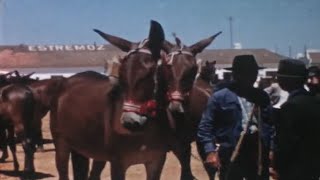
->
[72,71,108,80]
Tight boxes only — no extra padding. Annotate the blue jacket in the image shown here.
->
[197,87,272,154]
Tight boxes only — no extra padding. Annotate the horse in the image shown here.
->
[49,20,178,180]
[159,32,221,180]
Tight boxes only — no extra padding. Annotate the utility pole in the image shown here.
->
[274,44,279,54]
[304,44,307,58]
[288,45,292,58]
[228,16,233,49]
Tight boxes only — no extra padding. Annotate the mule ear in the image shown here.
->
[189,31,222,55]
[148,20,165,59]
[24,72,35,78]
[212,60,216,65]
[93,29,133,52]
[162,40,174,53]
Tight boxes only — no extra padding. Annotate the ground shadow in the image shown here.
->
[0,170,54,180]
[36,148,55,153]
[42,138,53,144]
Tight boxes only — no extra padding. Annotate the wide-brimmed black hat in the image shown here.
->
[277,59,307,78]
[308,66,320,77]
[224,55,264,71]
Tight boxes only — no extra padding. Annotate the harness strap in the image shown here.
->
[166,50,193,65]
[123,101,141,113]
[168,90,184,101]
[126,39,152,56]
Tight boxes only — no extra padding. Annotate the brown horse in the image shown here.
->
[159,32,221,180]
[50,20,175,180]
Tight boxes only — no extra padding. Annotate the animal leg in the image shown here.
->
[14,122,35,175]
[35,129,44,152]
[71,150,89,180]
[0,129,8,162]
[110,161,126,180]
[172,143,196,180]
[144,152,166,180]
[7,126,19,171]
[21,137,35,176]
[88,160,107,180]
[55,138,71,180]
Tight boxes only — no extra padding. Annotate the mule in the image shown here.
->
[159,32,221,180]
[0,73,39,173]
[50,20,177,180]
[0,84,37,175]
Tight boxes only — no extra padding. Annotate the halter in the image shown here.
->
[126,39,152,57]
[122,39,158,118]
[123,100,157,118]
[163,47,195,102]
[165,50,193,65]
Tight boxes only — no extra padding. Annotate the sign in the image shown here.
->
[27,44,106,52]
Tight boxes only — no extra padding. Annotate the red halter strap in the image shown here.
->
[123,100,157,118]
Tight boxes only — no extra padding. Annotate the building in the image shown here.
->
[306,49,320,67]
[0,44,287,80]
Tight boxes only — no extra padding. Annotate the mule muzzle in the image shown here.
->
[168,101,184,113]
[121,100,157,131]
[121,112,147,131]
[167,91,186,113]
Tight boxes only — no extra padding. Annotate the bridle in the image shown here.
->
[162,48,196,102]
[121,39,158,118]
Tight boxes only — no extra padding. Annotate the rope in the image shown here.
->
[230,104,256,162]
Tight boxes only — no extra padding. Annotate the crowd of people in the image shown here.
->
[197,55,320,180]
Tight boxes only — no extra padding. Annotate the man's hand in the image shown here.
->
[205,151,221,169]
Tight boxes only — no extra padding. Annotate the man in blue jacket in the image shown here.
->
[197,55,272,180]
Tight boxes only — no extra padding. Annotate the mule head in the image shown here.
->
[94,20,164,131]
[160,32,221,114]
[199,60,217,84]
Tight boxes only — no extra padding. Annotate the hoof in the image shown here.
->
[24,167,35,174]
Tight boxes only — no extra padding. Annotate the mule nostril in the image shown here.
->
[123,121,144,132]
[168,101,184,113]
[121,112,148,132]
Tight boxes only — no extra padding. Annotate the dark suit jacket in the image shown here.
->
[275,88,320,178]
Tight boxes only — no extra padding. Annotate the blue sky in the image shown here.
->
[1,0,320,56]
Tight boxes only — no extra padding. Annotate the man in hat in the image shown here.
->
[307,66,320,96]
[197,55,272,180]
[274,59,320,180]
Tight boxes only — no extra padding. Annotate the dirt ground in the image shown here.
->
[0,114,213,180]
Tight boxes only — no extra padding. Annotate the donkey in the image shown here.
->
[159,32,221,180]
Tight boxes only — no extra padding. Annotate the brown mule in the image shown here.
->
[0,73,38,174]
[50,20,174,180]
[0,84,36,175]
[159,32,221,180]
